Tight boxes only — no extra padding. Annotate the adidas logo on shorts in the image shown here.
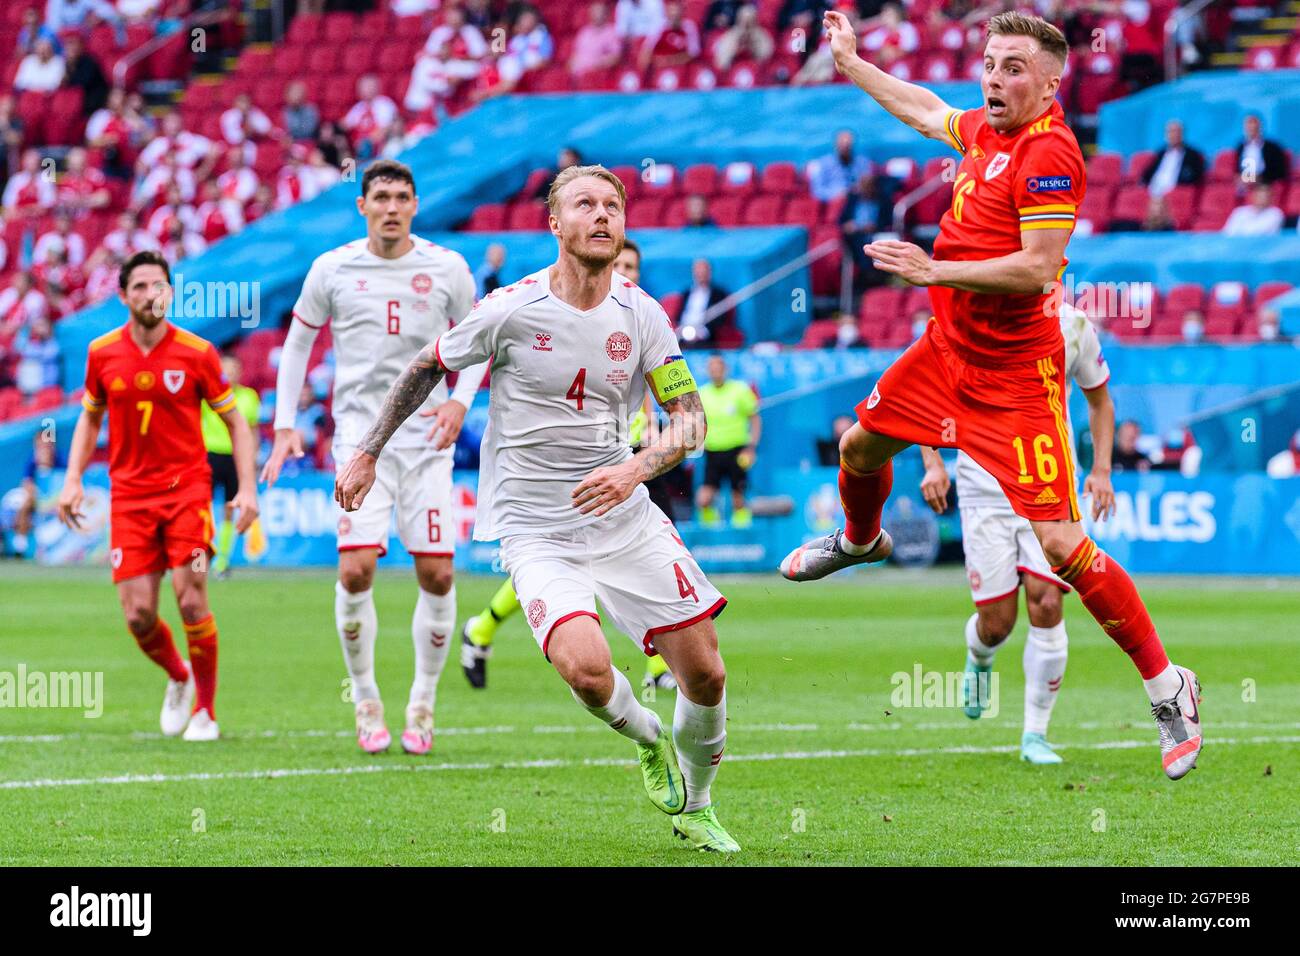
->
[1034,487,1060,505]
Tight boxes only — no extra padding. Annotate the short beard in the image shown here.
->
[564,233,623,271]
[132,303,167,328]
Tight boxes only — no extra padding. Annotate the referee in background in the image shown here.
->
[696,354,761,528]
[202,354,263,577]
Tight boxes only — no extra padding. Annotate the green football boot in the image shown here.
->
[636,731,686,815]
[672,805,740,853]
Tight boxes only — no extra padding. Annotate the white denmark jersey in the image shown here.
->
[290,236,477,450]
[956,305,1111,510]
[436,267,682,540]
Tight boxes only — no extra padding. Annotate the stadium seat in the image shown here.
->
[516,168,552,202]
[718,162,757,195]
[307,46,341,74]
[1125,151,1156,184]
[506,203,548,231]
[465,203,506,231]
[322,13,358,45]
[660,198,687,227]
[921,53,958,82]
[743,195,785,225]
[809,225,842,296]
[1255,281,1293,308]
[1076,184,1115,234]
[860,287,906,322]
[1244,45,1285,71]
[681,164,719,197]
[724,63,764,89]
[273,46,309,77]
[760,162,800,197]
[799,318,841,349]
[608,166,640,199]
[285,14,323,45]
[1111,185,1150,224]
[1209,149,1239,183]
[660,292,684,322]
[1164,284,1205,317]
[1087,153,1124,187]
[784,197,820,230]
[627,196,664,229]
[709,195,745,226]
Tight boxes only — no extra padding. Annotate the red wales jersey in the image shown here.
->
[930,100,1086,364]
[81,322,236,503]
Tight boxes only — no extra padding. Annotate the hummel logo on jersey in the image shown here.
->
[355,279,368,291]
[1033,486,1060,504]
[533,333,553,351]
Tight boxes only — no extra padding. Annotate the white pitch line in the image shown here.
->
[3,734,1296,791]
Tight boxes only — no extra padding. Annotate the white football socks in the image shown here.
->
[674,689,727,812]
[410,585,455,710]
[965,612,1002,666]
[576,667,661,745]
[335,581,380,703]
[1143,663,1184,704]
[1023,622,1068,736]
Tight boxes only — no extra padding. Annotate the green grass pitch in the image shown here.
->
[2,565,1296,866]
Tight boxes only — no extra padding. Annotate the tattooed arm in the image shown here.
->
[571,391,707,517]
[335,343,447,511]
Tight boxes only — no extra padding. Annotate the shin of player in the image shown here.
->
[57,251,259,741]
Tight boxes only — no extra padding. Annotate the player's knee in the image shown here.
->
[176,589,209,624]
[1026,586,1063,626]
[416,566,454,595]
[682,658,726,706]
[338,564,374,593]
[124,605,157,636]
[1034,525,1080,568]
[565,657,613,702]
[840,424,887,472]
[977,608,1015,645]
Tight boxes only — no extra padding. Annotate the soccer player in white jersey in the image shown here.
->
[917,303,1116,763]
[337,165,740,852]
[261,159,489,756]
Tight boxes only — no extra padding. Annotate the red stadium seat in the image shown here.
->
[760,162,799,197]
[681,164,718,197]
[689,64,718,90]
[708,195,745,226]
[660,292,684,322]
[904,286,931,318]
[718,162,757,195]
[467,204,506,232]
[608,166,640,199]
[1075,184,1114,234]
[1074,74,1119,115]
[322,13,357,45]
[516,168,551,201]
[651,66,686,91]
[743,195,785,225]
[1199,182,1238,219]
[660,198,687,228]
[626,196,664,229]
[921,53,958,82]
[784,197,820,229]
[15,91,46,146]
[528,66,571,94]
[1209,149,1239,183]
[1126,151,1156,183]
[724,63,763,88]
[47,88,85,145]
[1244,45,1285,71]
[820,194,846,225]
[506,203,548,231]
[341,41,379,75]
[809,225,841,296]
[1163,185,1198,230]
[799,318,841,349]
[1255,281,1293,308]
[1087,153,1123,187]
[306,46,340,74]
[286,14,323,45]
[1164,284,1205,317]
[1111,185,1150,224]
[273,46,309,76]
[860,287,906,322]
[641,163,678,197]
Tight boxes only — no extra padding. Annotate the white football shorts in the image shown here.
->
[334,444,455,557]
[959,504,1069,605]
[500,493,726,659]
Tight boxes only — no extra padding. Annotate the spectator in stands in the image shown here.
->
[136,111,214,178]
[909,307,929,341]
[136,150,197,208]
[706,0,745,30]
[684,194,715,227]
[15,38,65,93]
[292,382,326,456]
[158,214,206,262]
[5,432,64,557]
[462,0,494,32]
[342,75,398,158]
[534,145,583,200]
[245,182,274,224]
[392,0,439,14]
[221,93,273,149]
[639,1,700,72]
[817,413,855,466]
[146,183,196,242]
[281,81,320,142]
[16,8,60,59]
[380,115,424,159]
[0,96,23,185]
[474,243,507,298]
[36,244,87,317]
[1113,420,1155,473]
[1141,119,1205,198]
[34,212,86,267]
[102,209,158,258]
[0,272,48,335]
[1235,114,1288,187]
[840,170,886,290]
[1180,309,1204,344]
[60,33,107,116]
[1222,184,1283,238]
[833,310,861,349]
[44,0,126,42]
[82,247,120,305]
[314,120,353,169]
[569,2,624,78]
[860,1,918,68]
[3,149,56,219]
[778,0,828,34]
[1256,308,1283,343]
[56,146,111,217]
[217,144,259,207]
[194,179,241,244]
[616,0,666,39]
[677,258,734,347]
[14,315,60,396]
[407,4,489,111]
[303,146,343,195]
[87,87,149,180]
[1265,429,1300,479]
[1140,194,1174,232]
[808,130,873,203]
[713,4,775,72]
[478,6,553,98]
[117,0,162,20]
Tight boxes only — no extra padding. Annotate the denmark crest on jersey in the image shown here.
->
[605,331,632,362]
[411,273,432,294]
[984,152,1011,181]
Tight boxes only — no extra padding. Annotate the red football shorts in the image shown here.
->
[856,321,1079,522]
[109,488,216,583]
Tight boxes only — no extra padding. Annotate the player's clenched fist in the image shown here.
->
[57,480,86,530]
[420,399,467,450]
[572,462,640,516]
[336,450,378,512]
[823,11,859,69]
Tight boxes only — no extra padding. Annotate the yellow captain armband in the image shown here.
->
[648,357,697,405]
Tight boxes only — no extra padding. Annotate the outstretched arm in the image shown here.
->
[824,10,958,147]
[335,343,447,511]
[571,391,708,517]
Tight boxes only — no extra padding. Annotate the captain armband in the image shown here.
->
[648,357,697,405]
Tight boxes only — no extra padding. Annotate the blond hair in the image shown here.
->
[546,164,627,215]
[986,11,1068,69]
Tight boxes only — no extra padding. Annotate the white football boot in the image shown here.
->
[1152,666,1203,780]
[182,709,220,742]
[355,698,392,754]
[160,668,195,737]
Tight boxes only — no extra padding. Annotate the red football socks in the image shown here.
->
[183,614,219,718]
[1053,538,1170,679]
[839,457,893,548]
[132,618,189,683]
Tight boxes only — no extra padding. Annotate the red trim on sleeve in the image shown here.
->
[541,610,601,662]
[641,596,727,655]
[1080,374,1110,392]
[1017,565,1072,593]
[434,335,444,370]
[293,310,327,330]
